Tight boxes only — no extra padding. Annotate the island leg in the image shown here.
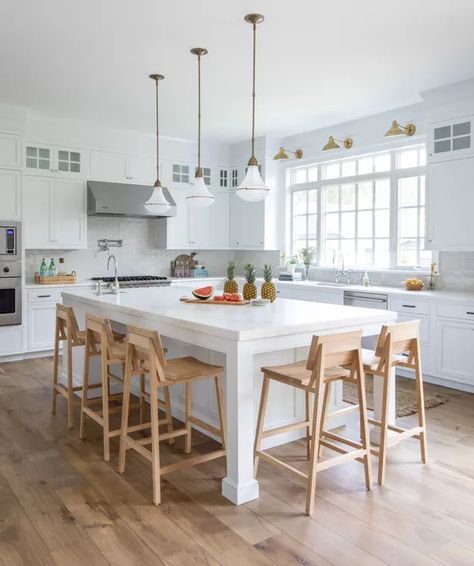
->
[221,342,259,505]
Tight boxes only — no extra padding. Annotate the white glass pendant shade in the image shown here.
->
[186,175,214,208]
[145,185,171,212]
[236,165,269,202]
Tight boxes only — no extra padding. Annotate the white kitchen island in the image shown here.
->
[62,286,397,505]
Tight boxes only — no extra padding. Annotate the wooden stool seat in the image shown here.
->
[118,326,227,505]
[261,360,352,388]
[254,330,372,516]
[362,348,405,371]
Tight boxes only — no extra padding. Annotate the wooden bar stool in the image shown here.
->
[254,330,372,516]
[118,326,227,505]
[52,304,87,428]
[79,314,174,462]
[362,320,427,485]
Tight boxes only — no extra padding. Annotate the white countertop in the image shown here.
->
[62,286,397,342]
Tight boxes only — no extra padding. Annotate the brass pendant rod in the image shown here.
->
[197,51,202,172]
[155,78,161,186]
[251,20,256,161]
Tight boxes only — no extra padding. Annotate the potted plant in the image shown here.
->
[284,254,299,275]
[299,247,317,280]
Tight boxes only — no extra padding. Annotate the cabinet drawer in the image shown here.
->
[390,297,430,315]
[437,302,474,321]
[27,289,63,303]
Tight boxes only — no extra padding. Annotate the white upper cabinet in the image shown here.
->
[0,169,21,220]
[153,188,230,250]
[23,177,86,249]
[428,115,474,163]
[25,143,84,178]
[426,156,474,250]
[230,191,265,249]
[90,149,156,185]
[0,133,22,169]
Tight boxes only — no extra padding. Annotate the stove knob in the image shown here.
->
[3,266,10,273]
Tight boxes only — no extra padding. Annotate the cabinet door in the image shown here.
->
[429,116,473,163]
[56,147,83,177]
[25,143,55,175]
[426,157,474,250]
[0,169,21,220]
[23,177,53,248]
[188,201,212,248]
[27,302,57,351]
[53,179,86,248]
[210,192,230,249]
[165,188,189,248]
[127,155,156,185]
[230,192,265,249]
[436,319,474,385]
[0,133,22,169]
[90,150,127,182]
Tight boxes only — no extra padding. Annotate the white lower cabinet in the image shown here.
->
[23,177,86,249]
[436,318,474,386]
[27,301,57,351]
[0,326,22,356]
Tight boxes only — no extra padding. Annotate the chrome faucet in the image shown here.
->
[334,253,352,284]
[107,254,120,294]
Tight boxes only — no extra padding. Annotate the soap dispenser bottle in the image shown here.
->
[362,271,370,287]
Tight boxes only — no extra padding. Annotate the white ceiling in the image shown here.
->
[1,0,474,143]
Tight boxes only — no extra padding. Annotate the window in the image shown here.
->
[172,163,190,184]
[220,168,228,188]
[231,168,238,187]
[288,145,429,269]
[203,167,211,186]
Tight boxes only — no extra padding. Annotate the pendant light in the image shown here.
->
[186,47,214,208]
[236,13,270,203]
[146,74,171,212]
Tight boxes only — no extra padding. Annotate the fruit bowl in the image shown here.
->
[402,279,424,291]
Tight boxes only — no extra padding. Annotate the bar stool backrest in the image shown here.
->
[126,326,167,382]
[374,320,420,372]
[56,304,82,346]
[85,314,115,356]
[306,330,363,388]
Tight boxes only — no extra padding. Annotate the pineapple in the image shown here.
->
[261,264,277,302]
[242,263,257,300]
[224,261,239,294]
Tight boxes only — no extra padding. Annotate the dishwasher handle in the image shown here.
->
[348,296,387,303]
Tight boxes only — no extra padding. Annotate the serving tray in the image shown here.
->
[180,298,250,306]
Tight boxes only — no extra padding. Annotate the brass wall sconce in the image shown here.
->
[322,136,353,151]
[384,120,416,137]
[273,147,304,161]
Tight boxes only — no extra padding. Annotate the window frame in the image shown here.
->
[287,145,428,270]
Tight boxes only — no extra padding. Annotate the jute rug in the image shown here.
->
[343,375,449,417]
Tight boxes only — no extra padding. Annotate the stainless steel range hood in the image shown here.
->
[87,181,177,218]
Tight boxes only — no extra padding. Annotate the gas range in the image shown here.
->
[91,275,171,288]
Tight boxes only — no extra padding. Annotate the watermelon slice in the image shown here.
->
[192,286,214,300]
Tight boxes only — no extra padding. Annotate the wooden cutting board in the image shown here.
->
[180,298,250,306]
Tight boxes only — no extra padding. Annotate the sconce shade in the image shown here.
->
[236,165,270,202]
[273,147,289,160]
[322,136,340,151]
[385,120,416,137]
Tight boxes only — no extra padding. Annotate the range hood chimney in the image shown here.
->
[87,181,177,218]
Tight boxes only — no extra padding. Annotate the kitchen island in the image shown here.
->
[62,286,397,505]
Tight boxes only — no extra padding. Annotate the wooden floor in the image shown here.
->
[1,358,474,566]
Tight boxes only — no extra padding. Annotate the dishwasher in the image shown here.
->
[344,290,388,348]
[343,291,388,310]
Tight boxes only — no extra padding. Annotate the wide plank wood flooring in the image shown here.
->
[0,356,473,565]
